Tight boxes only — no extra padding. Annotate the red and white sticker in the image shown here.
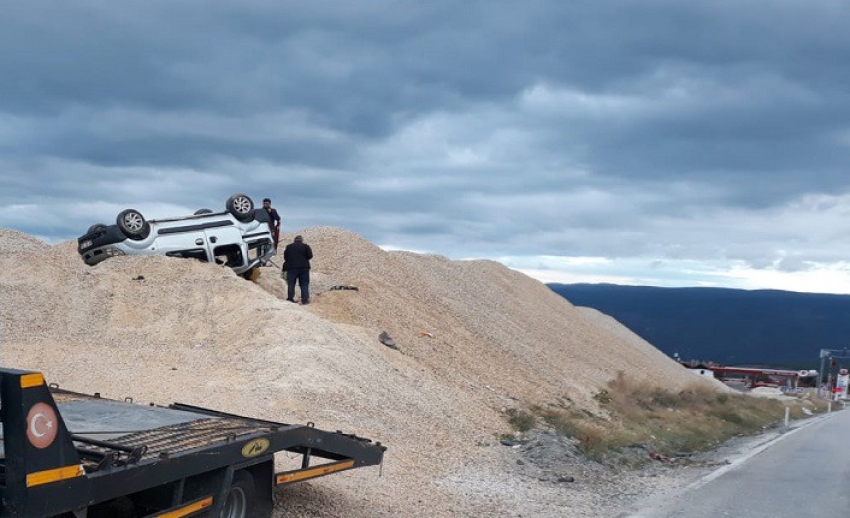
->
[26,402,58,449]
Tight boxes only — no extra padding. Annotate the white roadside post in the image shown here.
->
[784,407,790,428]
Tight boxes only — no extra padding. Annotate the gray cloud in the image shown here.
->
[3,0,850,287]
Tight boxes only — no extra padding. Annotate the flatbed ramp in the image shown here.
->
[0,368,386,517]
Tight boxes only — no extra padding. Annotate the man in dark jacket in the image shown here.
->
[283,235,313,304]
[262,198,282,249]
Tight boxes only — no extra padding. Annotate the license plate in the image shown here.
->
[80,240,92,249]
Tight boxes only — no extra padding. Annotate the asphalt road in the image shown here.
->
[627,409,850,517]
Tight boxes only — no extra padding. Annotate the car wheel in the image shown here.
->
[87,223,108,234]
[220,471,258,518]
[116,209,150,240]
[194,208,214,215]
[226,194,255,223]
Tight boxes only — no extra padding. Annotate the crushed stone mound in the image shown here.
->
[0,228,50,254]
[0,226,724,517]
[578,307,734,393]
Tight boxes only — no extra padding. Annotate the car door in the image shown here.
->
[205,225,247,269]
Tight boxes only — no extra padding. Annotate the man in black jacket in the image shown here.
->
[283,235,313,304]
[261,198,282,249]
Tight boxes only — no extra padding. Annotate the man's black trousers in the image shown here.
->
[286,267,310,302]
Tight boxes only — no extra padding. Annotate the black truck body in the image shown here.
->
[0,367,385,517]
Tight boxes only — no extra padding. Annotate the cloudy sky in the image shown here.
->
[3,1,850,293]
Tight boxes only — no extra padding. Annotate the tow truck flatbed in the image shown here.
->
[0,367,386,517]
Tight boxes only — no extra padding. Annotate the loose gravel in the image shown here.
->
[0,226,727,517]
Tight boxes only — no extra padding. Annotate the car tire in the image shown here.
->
[194,208,214,215]
[226,194,255,223]
[87,223,108,234]
[116,209,150,240]
[220,471,259,518]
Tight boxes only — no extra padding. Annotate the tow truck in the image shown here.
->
[0,367,385,517]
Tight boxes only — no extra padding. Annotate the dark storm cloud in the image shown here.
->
[2,0,850,278]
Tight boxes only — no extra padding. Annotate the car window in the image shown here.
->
[213,244,245,267]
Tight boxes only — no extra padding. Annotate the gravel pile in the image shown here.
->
[0,228,50,254]
[0,226,724,517]
[578,307,735,393]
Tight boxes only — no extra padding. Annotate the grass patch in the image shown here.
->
[521,372,828,462]
[541,409,621,456]
[504,408,536,432]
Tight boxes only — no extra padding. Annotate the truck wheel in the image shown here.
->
[116,209,150,240]
[87,496,135,518]
[226,194,255,223]
[221,471,257,518]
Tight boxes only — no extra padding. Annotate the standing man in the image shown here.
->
[283,235,313,304]
[262,198,281,249]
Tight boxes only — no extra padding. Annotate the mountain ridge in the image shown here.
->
[548,283,850,367]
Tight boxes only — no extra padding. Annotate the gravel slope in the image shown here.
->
[0,226,723,517]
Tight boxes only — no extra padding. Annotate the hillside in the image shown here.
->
[0,227,721,517]
[549,283,850,366]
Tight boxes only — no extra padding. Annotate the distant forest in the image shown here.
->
[549,284,850,368]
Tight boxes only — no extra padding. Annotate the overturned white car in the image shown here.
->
[77,193,276,278]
